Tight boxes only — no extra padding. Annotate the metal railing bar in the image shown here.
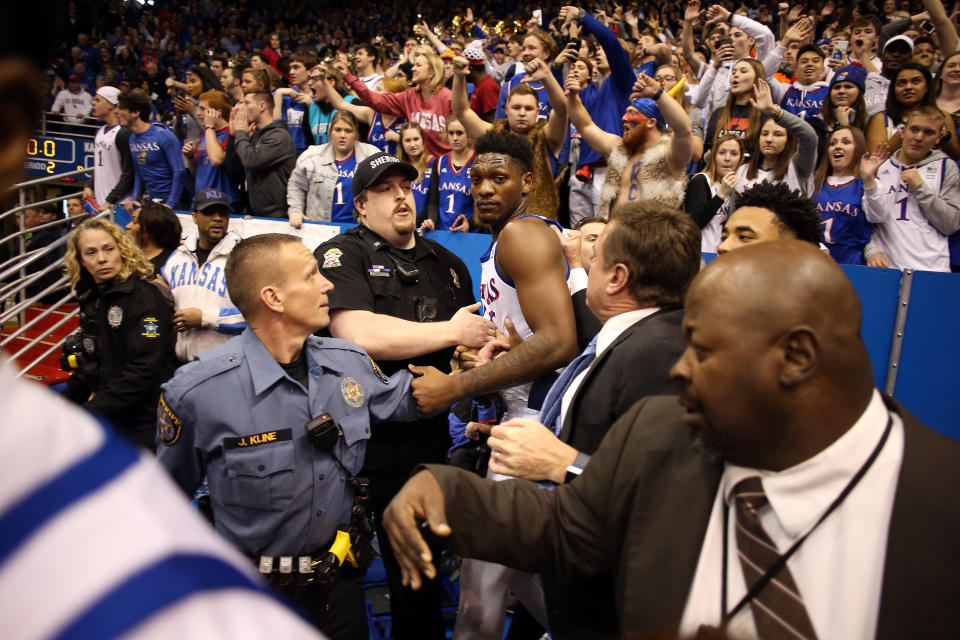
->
[0,290,75,347]
[0,275,70,324]
[7,166,94,191]
[0,191,86,221]
[0,262,68,308]
[0,233,69,283]
[15,319,79,378]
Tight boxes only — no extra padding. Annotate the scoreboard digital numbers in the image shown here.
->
[23,135,94,178]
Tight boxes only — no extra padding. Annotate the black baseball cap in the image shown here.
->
[352,152,418,198]
[193,188,232,213]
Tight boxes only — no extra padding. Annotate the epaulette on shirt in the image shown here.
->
[163,346,245,398]
[307,336,391,385]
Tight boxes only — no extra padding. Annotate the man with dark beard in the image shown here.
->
[565,72,694,218]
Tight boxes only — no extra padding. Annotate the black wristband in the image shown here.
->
[652,86,665,100]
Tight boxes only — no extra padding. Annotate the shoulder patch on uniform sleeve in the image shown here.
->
[368,355,390,384]
[158,393,182,445]
[322,248,343,269]
[141,316,161,338]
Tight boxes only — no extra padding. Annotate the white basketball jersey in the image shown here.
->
[93,124,129,205]
[873,157,952,272]
[478,216,574,421]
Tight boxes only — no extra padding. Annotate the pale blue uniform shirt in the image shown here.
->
[157,328,418,556]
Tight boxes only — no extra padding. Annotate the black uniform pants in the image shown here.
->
[276,565,368,640]
[367,468,446,639]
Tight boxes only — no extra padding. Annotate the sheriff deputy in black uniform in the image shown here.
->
[314,153,496,639]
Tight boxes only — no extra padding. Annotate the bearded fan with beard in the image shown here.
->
[566,72,694,218]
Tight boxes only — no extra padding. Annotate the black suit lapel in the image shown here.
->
[558,311,668,442]
[876,394,960,639]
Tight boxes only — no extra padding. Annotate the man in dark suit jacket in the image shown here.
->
[385,240,960,639]
[475,201,699,635]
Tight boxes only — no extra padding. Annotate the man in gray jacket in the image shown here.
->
[862,107,960,272]
[229,90,297,218]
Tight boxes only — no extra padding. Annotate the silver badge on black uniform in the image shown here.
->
[450,268,460,289]
[107,305,123,328]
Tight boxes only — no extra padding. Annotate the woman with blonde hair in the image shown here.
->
[339,51,453,157]
[62,218,178,451]
[323,73,408,154]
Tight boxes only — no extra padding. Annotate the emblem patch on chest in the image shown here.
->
[341,376,364,407]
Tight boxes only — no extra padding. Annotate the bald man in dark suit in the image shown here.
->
[385,240,960,639]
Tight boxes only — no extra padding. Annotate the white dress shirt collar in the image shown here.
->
[721,390,890,539]
[595,306,662,357]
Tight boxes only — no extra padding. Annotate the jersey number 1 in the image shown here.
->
[333,182,344,206]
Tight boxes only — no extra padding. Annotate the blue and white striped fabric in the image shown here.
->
[0,360,323,640]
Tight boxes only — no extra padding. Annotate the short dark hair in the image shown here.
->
[225,233,301,318]
[355,43,380,65]
[290,50,318,70]
[117,89,151,122]
[604,201,700,307]
[735,181,821,246]
[138,200,182,251]
[576,216,607,230]
[797,44,825,60]
[473,129,534,174]
[245,89,274,112]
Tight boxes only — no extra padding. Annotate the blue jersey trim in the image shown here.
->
[52,554,275,640]
[0,421,138,571]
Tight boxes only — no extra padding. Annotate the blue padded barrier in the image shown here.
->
[892,270,960,440]
[172,214,958,440]
[839,265,903,390]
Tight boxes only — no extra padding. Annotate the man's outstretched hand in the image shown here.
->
[383,470,452,590]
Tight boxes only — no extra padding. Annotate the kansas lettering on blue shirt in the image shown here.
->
[432,153,475,230]
[331,153,357,222]
[814,177,871,265]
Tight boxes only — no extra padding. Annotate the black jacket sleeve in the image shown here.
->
[106,128,135,204]
[684,173,725,229]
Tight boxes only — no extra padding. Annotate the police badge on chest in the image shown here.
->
[107,305,123,328]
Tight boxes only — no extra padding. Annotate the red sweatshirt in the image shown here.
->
[345,72,452,157]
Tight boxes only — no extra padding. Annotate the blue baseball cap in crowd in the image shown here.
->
[194,188,232,213]
[630,98,666,131]
[830,64,867,93]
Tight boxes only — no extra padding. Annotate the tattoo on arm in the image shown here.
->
[452,332,556,399]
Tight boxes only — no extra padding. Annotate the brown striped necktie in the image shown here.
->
[732,476,818,640]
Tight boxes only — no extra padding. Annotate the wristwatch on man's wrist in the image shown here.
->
[564,451,592,483]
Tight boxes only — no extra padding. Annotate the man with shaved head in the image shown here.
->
[383,240,960,639]
[158,233,425,637]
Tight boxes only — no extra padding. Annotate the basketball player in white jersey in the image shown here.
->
[84,86,134,211]
[862,107,960,272]
[409,129,578,639]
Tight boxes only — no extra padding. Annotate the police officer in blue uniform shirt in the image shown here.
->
[156,232,422,640]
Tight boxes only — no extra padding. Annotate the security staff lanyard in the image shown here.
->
[719,414,893,627]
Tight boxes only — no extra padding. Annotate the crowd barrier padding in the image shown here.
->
[174,214,958,439]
